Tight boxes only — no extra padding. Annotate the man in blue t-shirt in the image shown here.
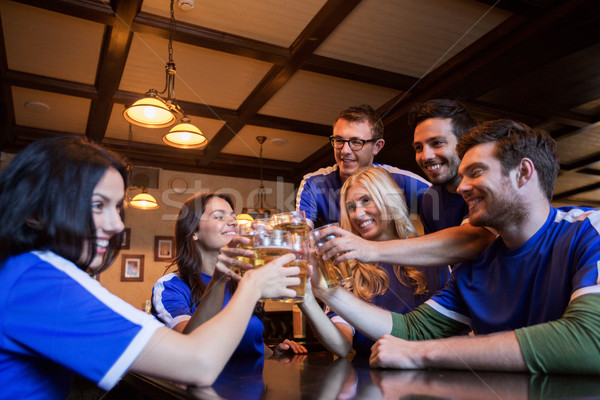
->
[296,104,430,228]
[312,119,600,374]
[316,100,495,268]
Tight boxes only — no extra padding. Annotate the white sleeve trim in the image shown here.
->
[425,299,472,326]
[330,315,355,335]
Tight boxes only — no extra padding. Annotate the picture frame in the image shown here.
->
[121,228,131,250]
[154,236,175,261]
[121,254,144,282]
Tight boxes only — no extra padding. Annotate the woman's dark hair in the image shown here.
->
[0,135,127,273]
[167,192,236,305]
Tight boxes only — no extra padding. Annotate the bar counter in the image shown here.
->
[104,351,600,399]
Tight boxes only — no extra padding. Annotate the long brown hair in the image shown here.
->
[166,192,236,305]
[339,167,428,301]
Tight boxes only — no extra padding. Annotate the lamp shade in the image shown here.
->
[163,120,207,149]
[129,191,159,210]
[236,213,254,223]
[123,96,175,128]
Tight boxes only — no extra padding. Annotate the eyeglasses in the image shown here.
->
[329,136,379,150]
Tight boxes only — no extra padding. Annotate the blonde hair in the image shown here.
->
[339,167,428,300]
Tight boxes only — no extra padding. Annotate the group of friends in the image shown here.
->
[0,99,599,400]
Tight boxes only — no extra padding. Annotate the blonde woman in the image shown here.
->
[301,167,449,356]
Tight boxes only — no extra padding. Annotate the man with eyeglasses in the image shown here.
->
[296,104,430,228]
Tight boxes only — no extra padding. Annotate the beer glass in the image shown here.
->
[273,210,310,236]
[310,223,354,289]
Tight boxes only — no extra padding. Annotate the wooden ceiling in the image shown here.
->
[1,0,599,207]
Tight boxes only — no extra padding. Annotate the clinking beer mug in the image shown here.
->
[310,223,354,289]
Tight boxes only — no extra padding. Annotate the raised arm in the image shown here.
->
[317,223,495,267]
[299,281,353,357]
[131,253,299,386]
[181,238,253,334]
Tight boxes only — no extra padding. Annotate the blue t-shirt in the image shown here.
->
[0,251,163,400]
[332,263,450,355]
[152,272,264,356]
[296,164,430,227]
[419,185,469,234]
[427,207,600,332]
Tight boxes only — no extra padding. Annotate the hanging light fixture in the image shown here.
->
[123,0,207,149]
[129,188,160,210]
[247,136,278,217]
[125,124,160,210]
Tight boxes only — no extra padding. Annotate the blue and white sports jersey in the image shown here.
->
[330,263,450,355]
[427,207,600,333]
[296,164,430,227]
[152,272,264,356]
[419,185,469,234]
[0,251,163,400]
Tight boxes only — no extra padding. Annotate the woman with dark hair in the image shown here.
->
[0,135,300,399]
[152,192,307,356]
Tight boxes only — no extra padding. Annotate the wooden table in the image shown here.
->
[104,351,600,399]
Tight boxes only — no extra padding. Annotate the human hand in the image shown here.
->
[314,225,378,264]
[305,263,332,300]
[369,334,422,369]
[243,253,299,299]
[274,339,308,354]
[214,236,254,280]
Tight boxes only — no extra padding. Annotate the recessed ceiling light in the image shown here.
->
[271,138,288,146]
[24,101,49,113]
[177,0,195,10]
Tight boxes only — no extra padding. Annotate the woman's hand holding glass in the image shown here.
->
[242,252,300,299]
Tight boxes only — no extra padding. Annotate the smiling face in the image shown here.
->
[344,183,394,241]
[457,142,525,230]
[333,119,384,182]
[413,118,461,191]
[84,167,125,271]
[195,196,238,251]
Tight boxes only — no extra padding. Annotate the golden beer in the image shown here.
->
[274,221,310,236]
[254,246,292,268]
[316,254,354,289]
[235,234,255,275]
[285,259,307,302]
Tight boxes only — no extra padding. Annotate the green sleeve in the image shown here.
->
[390,303,470,340]
[515,294,600,374]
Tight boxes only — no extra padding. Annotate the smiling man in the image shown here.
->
[296,104,430,228]
[316,100,495,269]
[311,119,600,374]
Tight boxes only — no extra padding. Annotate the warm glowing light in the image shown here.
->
[129,192,159,210]
[163,120,207,149]
[123,96,175,128]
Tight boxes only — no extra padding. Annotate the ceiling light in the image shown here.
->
[163,117,207,149]
[236,213,254,223]
[122,0,206,149]
[129,189,159,210]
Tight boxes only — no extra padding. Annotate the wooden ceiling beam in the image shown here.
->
[86,0,141,142]
[249,114,331,137]
[198,0,363,167]
[3,70,97,98]
[0,17,15,148]
[12,0,116,25]
[133,12,289,65]
[378,0,597,158]
[470,0,554,16]
[303,55,419,91]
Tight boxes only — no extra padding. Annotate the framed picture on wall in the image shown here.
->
[121,254,144,282]
[121,228,131,250]
[154,236,175,261]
